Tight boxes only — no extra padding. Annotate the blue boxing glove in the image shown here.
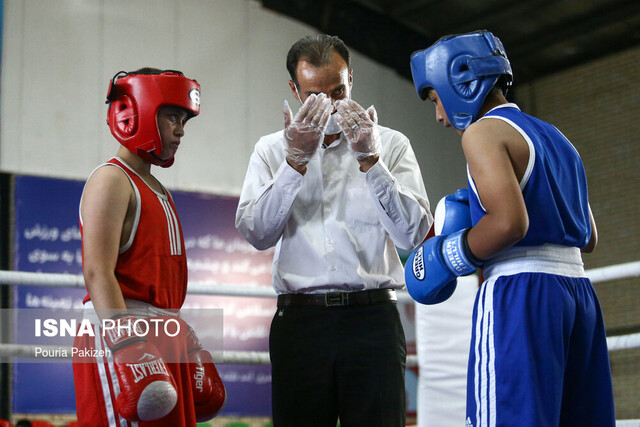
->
[434,189,471,235]
[405,228,481,305]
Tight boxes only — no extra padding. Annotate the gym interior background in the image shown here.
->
[0,0,638,425]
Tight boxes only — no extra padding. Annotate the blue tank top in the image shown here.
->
[467,104,591,248]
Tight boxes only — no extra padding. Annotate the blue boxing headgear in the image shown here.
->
[410,30,512,130]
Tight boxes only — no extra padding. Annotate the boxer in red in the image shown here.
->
[72,69,225,426]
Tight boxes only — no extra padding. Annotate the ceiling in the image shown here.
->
[260,0,640,85]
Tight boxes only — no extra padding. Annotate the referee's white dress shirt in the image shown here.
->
[236,126,432,295]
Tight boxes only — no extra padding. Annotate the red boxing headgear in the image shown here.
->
[106,69,201,167]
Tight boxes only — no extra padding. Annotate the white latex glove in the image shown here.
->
[283,93,332,166]
[334,99,382,160]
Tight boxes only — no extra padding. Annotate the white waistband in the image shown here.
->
[83,299,179,324]
[483,244,586,281]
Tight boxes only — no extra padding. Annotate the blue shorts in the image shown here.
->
[466,246,615,427]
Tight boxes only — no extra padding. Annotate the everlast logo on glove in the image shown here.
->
[128,354,171,383]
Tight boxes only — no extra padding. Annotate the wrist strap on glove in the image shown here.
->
[103,314,146,351]
[442,228,484,276]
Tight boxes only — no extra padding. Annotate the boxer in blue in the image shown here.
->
[405,31,615,426]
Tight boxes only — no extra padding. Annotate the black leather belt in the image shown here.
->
[277,289,397,307]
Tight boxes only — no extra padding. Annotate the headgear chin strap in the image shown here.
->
[410,30,512,130]
[106,70,201,167]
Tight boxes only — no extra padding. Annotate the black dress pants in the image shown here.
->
[269,300,407,427]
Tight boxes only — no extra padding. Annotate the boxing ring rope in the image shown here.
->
[1,260,639,364]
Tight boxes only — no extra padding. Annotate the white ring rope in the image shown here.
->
[2,260,639,300]
[583,260,640,283]
[0,260,638,363]
[605,332,640,352]
[1,260,638,293]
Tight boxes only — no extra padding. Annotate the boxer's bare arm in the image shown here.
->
[462,118,530,260]
[582,204,597,253]
[80,165,133,319]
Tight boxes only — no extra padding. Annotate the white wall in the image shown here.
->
[1,0,466,201]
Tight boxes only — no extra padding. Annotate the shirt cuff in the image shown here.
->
[276,159,305,187]
[364,159,405,225]
[364,159,395,198]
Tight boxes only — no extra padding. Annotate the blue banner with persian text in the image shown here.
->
[12,174,275,416]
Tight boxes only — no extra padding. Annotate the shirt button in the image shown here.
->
[327,208,332,213]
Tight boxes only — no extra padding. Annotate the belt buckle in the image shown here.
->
[325,292,349,307]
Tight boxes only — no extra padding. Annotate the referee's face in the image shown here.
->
[289,51,353,109]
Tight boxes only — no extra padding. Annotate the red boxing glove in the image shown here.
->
[103,314,178,421]
[186,326,226,421]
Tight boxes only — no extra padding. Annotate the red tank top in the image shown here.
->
[81,158,188,308]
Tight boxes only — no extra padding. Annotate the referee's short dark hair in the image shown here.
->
[286,34,351,87]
